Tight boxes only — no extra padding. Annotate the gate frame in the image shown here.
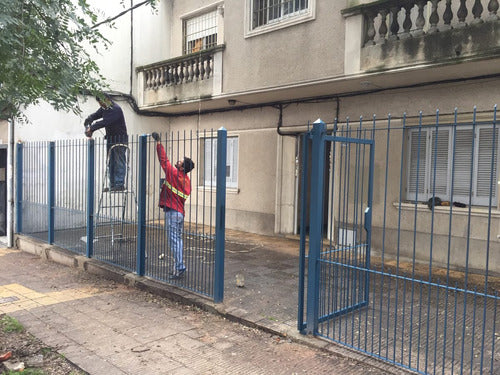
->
[299,119,375,335]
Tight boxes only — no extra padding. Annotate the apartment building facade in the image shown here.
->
[18,0,500,273]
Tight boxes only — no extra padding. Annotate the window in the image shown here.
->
[183,10,218,55]
[250,0,311,31]
[203,137,238,189]
[407,125,498,206]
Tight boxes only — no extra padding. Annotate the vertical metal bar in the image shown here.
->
[442,108,458,374]
[136,135,147,276]
[426,109,440,373]
[86,139,95,258]
[364,138,374,303]
[452,282,459,374]
[214,127,227,303]
[298,132,309,332]
[480,104,497,373]
[461,107,477,374]
[490,292,498,374]
[15,142,23,234]
[408,112,424,367]
[306,119,326,335]
[48,141,55,244]
[380,114,391,357]
[469,288,478,375]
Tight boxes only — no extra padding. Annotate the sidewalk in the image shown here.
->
[3,232,413,375]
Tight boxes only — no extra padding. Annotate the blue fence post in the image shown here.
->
[214,127,227,303]
[298,132,309,332]
[86,139,95,258]
[48,141,55,244]
[306,119,326,335]
[136,135,147,276]
[15,142,23,233]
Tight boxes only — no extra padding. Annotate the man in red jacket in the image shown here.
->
[152,132,194,280]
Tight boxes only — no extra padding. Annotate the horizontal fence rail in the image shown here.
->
[301,106,499,374]
[16,129,227,302]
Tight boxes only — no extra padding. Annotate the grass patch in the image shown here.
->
[0,315,24,333]
[6,369,45,375]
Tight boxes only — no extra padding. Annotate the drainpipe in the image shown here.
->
[7,118,14,248]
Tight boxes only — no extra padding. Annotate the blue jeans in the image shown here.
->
[108,144,127,187]
[165,209,186,272]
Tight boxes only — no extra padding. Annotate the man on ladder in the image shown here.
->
[84,94,128,191]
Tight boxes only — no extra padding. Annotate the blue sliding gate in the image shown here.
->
[299,109,500,375]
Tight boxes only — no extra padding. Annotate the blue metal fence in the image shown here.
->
[299,107,499,374]
[16,129,227,302]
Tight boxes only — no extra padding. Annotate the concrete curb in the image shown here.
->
[15,234,414,375]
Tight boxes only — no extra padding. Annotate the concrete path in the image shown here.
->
[0,237,414,375]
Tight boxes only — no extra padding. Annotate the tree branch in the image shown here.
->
[91,0,153,29]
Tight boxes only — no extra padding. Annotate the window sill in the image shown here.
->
[245,11,315,38]
[199,186,240,194]
[393,202,500,218]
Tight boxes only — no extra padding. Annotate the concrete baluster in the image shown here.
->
[364,11,377,46]
[428,0,441,33]
[457,0,468,27]
[388,5,401,40]
[442,0,453,30]
[472,0,484,24]
[414,0,427,35]
[488,0,499,20]
[378,8,388,44]
[400,3,414,39]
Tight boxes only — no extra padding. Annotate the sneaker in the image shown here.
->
[169,269,185,280]
[158,253,165,260]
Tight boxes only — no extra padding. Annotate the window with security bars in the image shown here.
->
[252,0,309,29]
[183,10,218,55]
[406,125,498,206]
[203,137,238,189]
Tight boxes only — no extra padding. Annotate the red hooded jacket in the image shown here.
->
[157,144,191,215]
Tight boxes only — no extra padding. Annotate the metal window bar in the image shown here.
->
[252,0,309,28]
[183,10,218,55]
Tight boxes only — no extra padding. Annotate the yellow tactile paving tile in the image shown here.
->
[1,284,45,299]
[0,249,19,256]
[0,283,105,314]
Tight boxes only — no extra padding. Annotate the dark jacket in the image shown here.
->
[87,102,128,145]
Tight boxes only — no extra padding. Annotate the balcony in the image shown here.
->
[343,0,499,74]
[136,45,225,111]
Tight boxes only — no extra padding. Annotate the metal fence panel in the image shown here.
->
[301,107,500,375]
[53,139,88,254]
[16,129,226,302]
[19,141,49,240]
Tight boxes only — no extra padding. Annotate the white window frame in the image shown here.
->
[406,124,498,207]
[245,0,315,38]
[203,136,238,189]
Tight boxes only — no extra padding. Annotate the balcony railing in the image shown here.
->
[140,46,224,90]
[359,0,498,46]
[136,45,225,108]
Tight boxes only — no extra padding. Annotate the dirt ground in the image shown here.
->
[0,314,87,375]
